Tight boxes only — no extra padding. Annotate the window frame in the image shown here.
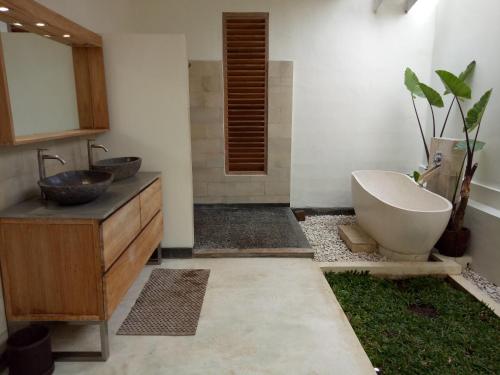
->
[223,12,269,175]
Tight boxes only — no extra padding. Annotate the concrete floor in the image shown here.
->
[50,258,373,374]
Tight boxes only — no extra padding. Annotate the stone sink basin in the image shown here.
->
[39,170,114,205]
[92,157,142,181]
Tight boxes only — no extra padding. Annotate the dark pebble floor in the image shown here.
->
[194,205,311,249]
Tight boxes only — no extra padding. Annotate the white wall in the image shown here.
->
[37,0,195,248]
[464,203,500,285]
[430,0,500,284]
[37,0,439,211]
[430,0,500,192]
[128,0,439,207]
[32,1,498,254]
[99,34,194,248]
[38,0,138,33]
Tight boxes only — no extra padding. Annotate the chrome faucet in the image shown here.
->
[87,139,109,168]
[37,149,67,181]
[418,152,443,187]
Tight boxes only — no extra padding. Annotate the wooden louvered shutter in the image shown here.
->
[223,13,268,174]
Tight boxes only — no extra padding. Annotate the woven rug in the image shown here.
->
[117,268,210,336]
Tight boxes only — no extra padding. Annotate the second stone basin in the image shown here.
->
[39,170,114,205]
[92,157,142,181]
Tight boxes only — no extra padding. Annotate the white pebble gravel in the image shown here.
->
[301,214,500,304]
[462,268,500,304]
[300,215,385,262]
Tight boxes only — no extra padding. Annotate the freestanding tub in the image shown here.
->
[352,170,452,261]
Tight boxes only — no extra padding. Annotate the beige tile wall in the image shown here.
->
[189,60,293,204]
[0,138,88,210]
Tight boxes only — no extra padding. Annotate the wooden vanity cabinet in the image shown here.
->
[0,176,163,323]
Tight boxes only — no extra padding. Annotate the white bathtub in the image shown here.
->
[352,170,452,261]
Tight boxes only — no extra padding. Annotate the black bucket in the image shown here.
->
[6,325,54,375]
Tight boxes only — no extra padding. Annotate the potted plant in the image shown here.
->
[404,64,493,257]
[404,61,476,164]
[434,71,492,256]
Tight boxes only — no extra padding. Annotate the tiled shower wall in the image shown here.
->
[189,61,293,204]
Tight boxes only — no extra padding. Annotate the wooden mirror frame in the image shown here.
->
[0,0,109,146]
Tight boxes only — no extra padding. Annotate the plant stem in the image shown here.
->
[451,98,477,232]
[451,120,483,217]
[451,163,477,231]
[412,95,430,161]
[429,101,436,137]
[455,99,472,167]
[472,121,482,154]
[451,154,466,205]
[440,96,456,137]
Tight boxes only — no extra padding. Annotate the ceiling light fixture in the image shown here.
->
[0,7,9,12]
[63,34,71,38]
[13,22,23,27]
[35,22,46,27]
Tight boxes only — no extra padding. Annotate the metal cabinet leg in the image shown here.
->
[99,321,110,360]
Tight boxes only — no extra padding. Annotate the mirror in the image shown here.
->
[0,1,108,146]
[0,31,79,137]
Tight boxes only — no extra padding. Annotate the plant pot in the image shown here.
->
[435,227,471,257]
[7,325,54,375]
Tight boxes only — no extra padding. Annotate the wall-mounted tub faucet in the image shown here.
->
[418,152,443,187]
[87,139,109,169]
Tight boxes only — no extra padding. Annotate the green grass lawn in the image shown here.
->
[325,272,500,375]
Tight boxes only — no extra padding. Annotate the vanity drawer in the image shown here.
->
[140,179,162,228]
[104,211,163,317]
[102,196,141,270]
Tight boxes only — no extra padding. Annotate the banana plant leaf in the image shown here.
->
[444,60,476,95]
[454,140,486,152]
[459,60,477,82]
[419,83,444,107]
[465,89,493,132]
[436,70,472,99]
[404,68,424,98]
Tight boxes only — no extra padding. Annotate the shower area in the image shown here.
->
[189,59,310,255]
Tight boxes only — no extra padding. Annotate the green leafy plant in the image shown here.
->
[436,72,493,231]
[404,61,492,242]
[441,61,476,136]
[404,68,446,160]
[405,61,476,160]
[404,68,429,159]
[419,83,444,138]
[412,170,421,183]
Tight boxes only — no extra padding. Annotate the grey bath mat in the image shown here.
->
[117,268,210,336]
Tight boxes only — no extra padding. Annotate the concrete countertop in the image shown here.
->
[0,172,161,221]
